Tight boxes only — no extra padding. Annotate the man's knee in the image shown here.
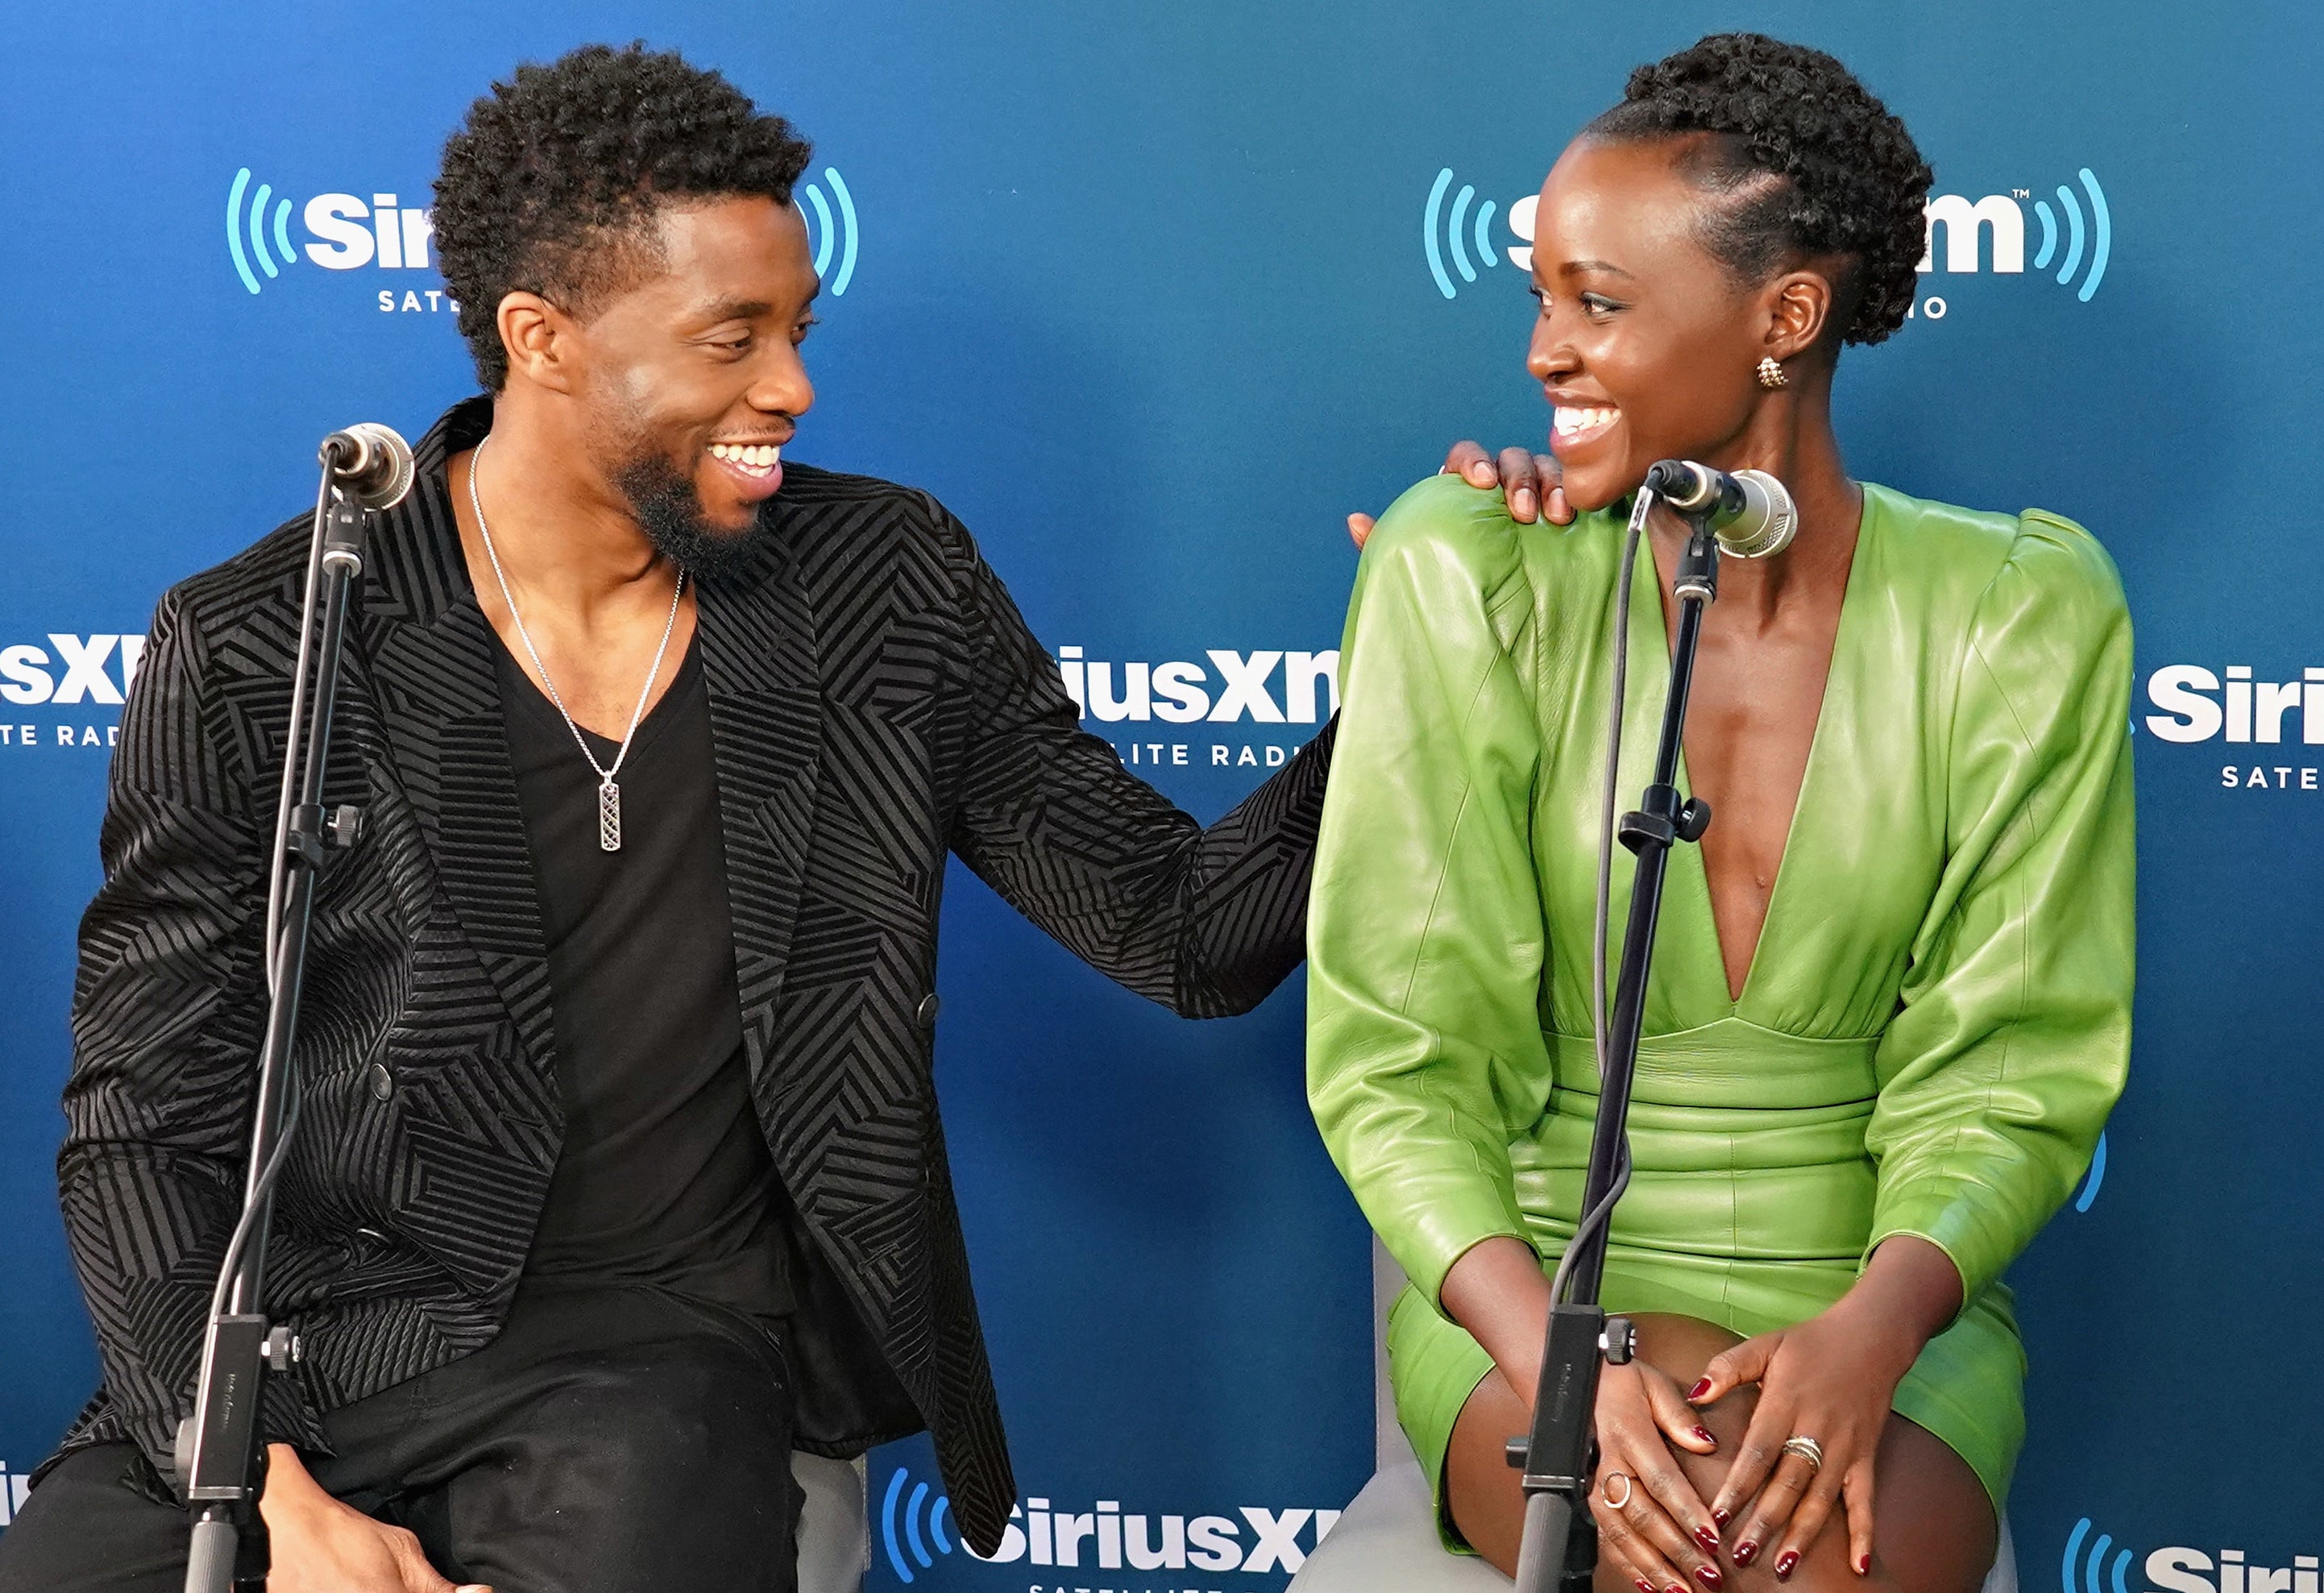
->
[0,1446,189,1593]
[543,1328,794,1491]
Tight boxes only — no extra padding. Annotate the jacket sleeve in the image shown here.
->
[1305,477,1549,1314]
[60,585,331,1483]
[1864,511,2136,1305]
[934,497,1334,1018]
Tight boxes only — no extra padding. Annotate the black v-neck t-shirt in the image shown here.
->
[493,627,793,1318]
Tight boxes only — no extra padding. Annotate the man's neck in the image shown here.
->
[463,400,679,621]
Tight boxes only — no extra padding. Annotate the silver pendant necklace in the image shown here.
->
[468,438,684,853]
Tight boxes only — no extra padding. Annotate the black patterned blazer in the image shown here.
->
[55,397,1331,1554]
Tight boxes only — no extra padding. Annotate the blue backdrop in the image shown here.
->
[1,3,2314,1589]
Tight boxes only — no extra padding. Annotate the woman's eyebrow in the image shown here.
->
[1560,258,1636,279]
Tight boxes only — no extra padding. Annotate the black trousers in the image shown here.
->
[0,1282,801,1593]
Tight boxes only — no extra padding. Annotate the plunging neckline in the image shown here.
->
[1631,487,1875,1016]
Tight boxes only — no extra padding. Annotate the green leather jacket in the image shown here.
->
[1309,475,2135,1351]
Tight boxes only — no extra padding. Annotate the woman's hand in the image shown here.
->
[1691,1238,1962,1577]
[260,1443,492,1593]
[1347,442,1572,549]
[1442,1240,1722,1591]
[1588,1361,1727,1593]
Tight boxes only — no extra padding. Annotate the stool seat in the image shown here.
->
[1289,1460,1511,1591]
[794,1451,869,1593]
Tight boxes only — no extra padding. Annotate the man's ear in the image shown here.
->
[1762,270,1834,363]
[496,291,579,394]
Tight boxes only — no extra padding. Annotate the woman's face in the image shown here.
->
[1525,136,1789,512]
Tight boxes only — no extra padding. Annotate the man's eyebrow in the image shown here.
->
[695,297,777,322]
[695,280,823,323]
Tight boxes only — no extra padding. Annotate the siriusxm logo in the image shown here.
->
[2145,658,2324,793]
[226,163,861,301]
[2065,1518,2321,1593]
[1053,647,1338,726]
[1418,163,2112,312]
[1918,170,2112,302]
[2144,663,2323,746]
[879,1467,1340,1583]
[1057,646,1340,772]
[225,168,438,295]
[0,633,145,706]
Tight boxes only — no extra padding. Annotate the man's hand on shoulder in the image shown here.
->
[259,1444,490,1593]
[1346,441,1572,550]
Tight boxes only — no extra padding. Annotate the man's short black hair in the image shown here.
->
[433,43,814,391]
[1586,34,1932,348]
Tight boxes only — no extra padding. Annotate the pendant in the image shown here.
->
[598,778,622,853]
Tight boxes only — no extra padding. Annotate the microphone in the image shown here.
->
[320,422,415,511]
[1641,459,1798,558]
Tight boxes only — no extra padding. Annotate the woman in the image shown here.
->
[1309,35,2132,1593]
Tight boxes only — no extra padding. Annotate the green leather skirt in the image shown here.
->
[1388,1026,2026,1551]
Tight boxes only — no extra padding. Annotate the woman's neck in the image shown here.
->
[1658,372,1861,626]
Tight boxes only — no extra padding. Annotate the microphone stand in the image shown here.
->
[1508,508,1721,1593]
[177,450,375,1593]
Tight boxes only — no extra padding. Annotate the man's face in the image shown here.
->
[561,195,820,574]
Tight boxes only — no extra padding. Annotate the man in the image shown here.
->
[0,44,1334,1591]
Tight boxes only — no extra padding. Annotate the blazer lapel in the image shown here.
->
[361,400,558,1084]
[697,511,822,1092]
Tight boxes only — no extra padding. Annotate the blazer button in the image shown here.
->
[915,994,940,1030]
[366,1062,394,1101]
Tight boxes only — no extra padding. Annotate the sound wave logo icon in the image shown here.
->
[880,1466,957,1583]
[2062,1517,2134,1593]
[2031,169,2111,303]
[226,168,299,296]
[1421,168,1505,300]
[2073,1130,2109,1213]
[799,165,861,297]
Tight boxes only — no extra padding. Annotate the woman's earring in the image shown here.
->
[1757,356,1788,390]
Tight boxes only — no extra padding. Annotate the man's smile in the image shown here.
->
[707,440,785,498]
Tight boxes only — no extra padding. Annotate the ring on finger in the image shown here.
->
[1779,1435,1824,1474]
[1601,1471,1634,1509]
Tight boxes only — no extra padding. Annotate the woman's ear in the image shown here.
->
[1762,270,1834,363]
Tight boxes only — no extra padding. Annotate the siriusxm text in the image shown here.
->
[301,193,436,272]
[969,1496,1340,1576]
[2144,666,2324,745]
[0,635,145,707]
[2147,1547,2318,1593]
[1054,648,1338,725]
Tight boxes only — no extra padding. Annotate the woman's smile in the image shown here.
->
[1549,399,1622,458]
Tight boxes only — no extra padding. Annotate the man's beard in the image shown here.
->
[612,451,769,583]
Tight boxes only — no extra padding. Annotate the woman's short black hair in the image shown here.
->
[1586,33,1932,347]
[433,43,814,390]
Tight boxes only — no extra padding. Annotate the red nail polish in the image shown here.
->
[1695,1525,1721,1554]
[1857,1554,1873,1576]
[1712,1507,1732,1529]
[1733,1541,1759,1567]
[1694,1566,1724,1591]
[1667,1583,1687,1593]
[1774,1551,1799,1580]
[1693,1426,1718,1446]
[1687,1377,1714,1401]
[1637,1581,1656,1593]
